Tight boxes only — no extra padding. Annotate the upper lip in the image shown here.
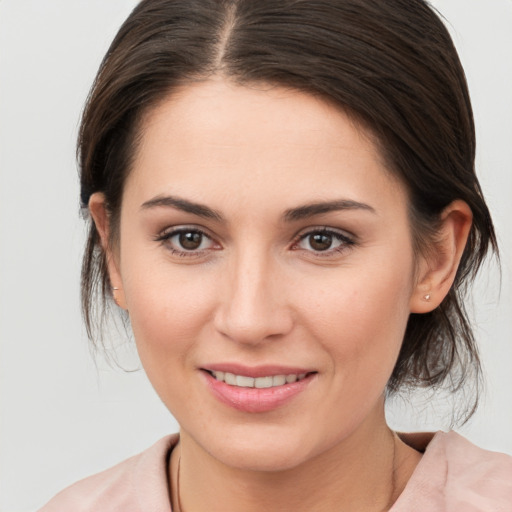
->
[201,363,316,378]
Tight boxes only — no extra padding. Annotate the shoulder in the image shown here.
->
[393,431,512,511]
[440,430,512,477]
[38,435,178,512]
[432,431,512,495]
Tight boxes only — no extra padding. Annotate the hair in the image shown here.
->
[78,0,498,420]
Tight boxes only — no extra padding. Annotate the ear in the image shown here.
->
[410,200,473,313]
[88,193,128,310]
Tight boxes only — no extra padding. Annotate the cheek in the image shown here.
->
[123,272,219,418]
[119,249,216,372]
[301,254,414,380]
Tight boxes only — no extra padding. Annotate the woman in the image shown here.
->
[39,0,511,510]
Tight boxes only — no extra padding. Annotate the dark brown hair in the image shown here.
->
[79,0,497,418]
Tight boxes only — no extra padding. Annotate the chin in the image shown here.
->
[215,438,313,472]
[189,420,338,473]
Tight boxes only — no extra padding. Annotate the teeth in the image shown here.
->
[273,375,286,386]
[224,372,236,385]
[255,376,273,388]
[236,375,255,387]
[211,371,308,388]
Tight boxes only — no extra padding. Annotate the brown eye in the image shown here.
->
[179,231,203,250]
[156,227,217,255]
[295,228,354,255]
[309,233,333,251]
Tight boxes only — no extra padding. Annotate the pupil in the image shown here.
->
[179,232,202,250]
[310,233,332,251]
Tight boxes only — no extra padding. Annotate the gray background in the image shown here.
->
[1,1,511,510]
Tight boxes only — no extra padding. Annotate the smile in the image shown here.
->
[202,366,317,413]
[209,371,308,388]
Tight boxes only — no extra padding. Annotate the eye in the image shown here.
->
[176,231,206,250]
[155,227,219,256]
[293,228,355,255]
[305,232,336,251]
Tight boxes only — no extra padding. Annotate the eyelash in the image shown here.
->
[154,226,356,258]
[292,227,356,257]
[154,226,217,257]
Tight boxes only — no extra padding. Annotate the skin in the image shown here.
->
[90,79,472,511]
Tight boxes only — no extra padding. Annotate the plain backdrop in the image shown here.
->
[0,1,511,511]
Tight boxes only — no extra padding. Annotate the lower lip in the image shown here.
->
[203,371,315,413]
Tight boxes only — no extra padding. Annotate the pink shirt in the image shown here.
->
[39,431,512,511]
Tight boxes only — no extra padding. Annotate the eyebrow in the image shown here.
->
[283,199,376,222]
[141,195,224,221]
[141,195,375,223]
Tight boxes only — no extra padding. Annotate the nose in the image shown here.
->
[213,249,294,345]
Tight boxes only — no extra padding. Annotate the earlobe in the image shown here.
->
[88,193,128,310]
[410,200,472,313]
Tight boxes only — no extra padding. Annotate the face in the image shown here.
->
[107,80,423,471]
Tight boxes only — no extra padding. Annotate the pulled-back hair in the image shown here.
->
[78,0,497,418]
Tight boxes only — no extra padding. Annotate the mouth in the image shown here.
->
[205,370,312,389]
[201,365,317,413]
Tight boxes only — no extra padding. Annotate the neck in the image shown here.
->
[170,413,421,512]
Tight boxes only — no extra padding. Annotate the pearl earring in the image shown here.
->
[423,293,431,301]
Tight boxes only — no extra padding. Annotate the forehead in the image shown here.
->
[139,80,376,156]
[125,79,406,216]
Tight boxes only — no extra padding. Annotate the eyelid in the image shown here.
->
[154,225,221,256]
[290,226,356,255]
[155,224,207,240]
[294,225,355,242]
